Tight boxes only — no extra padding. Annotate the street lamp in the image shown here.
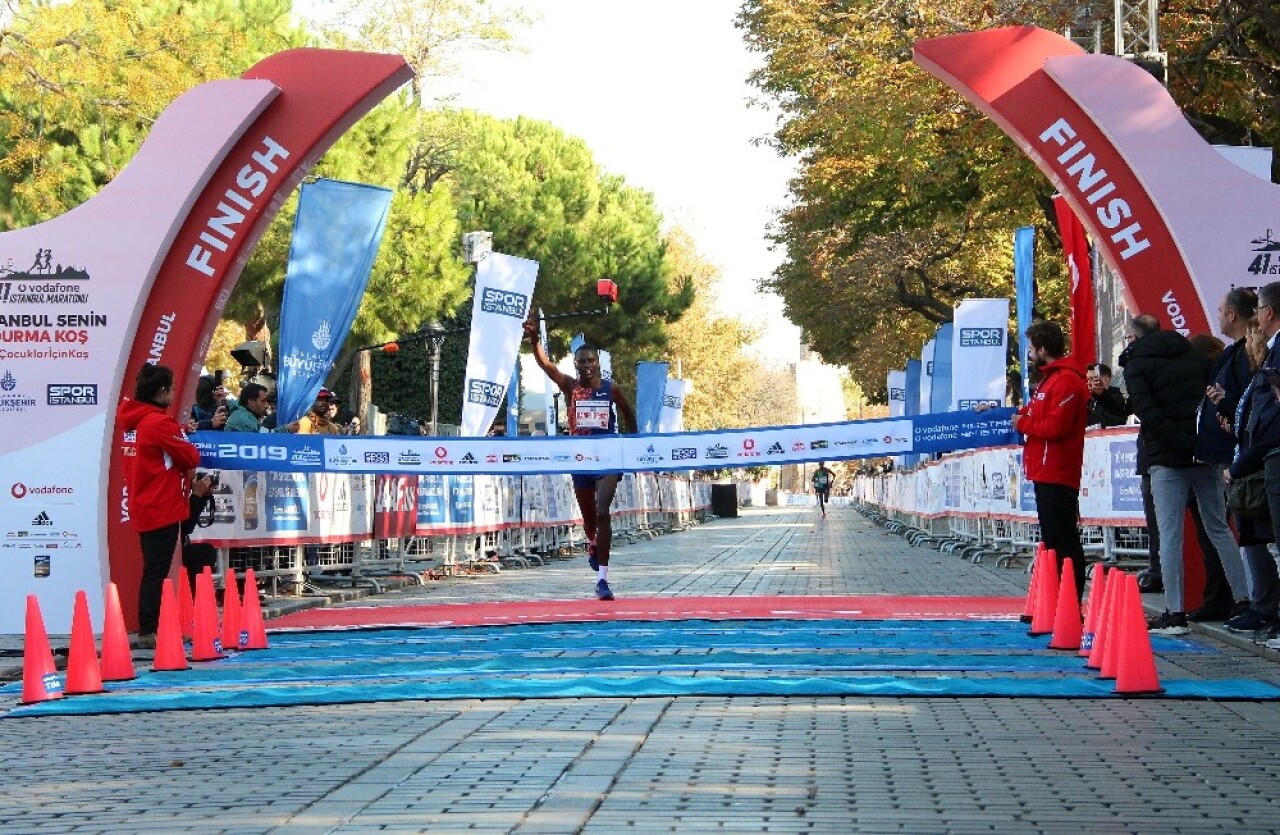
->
[425,321,447,436]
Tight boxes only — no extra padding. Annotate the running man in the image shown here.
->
[525,319,637,600]
[812,462,834,517]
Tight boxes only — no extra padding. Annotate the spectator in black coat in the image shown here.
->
[1120,314,1248,635]
[1084,363,1130,428]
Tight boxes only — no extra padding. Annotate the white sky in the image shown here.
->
[302,0,801,363]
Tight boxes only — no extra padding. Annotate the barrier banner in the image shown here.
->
[930,324,953,413]
[1014,226,1036,404]
[460,253,540,436]
[859,426,1142,525]
[276,179,393,424]
[636,361,670,433]
[660,378,687,433]
[951,298,1008,410]
[373,474,417,538]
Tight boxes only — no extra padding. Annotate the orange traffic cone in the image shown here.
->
[240,568,269,650]
[1048,558,1083,650]
[100,582,136,682]
[191,568,224,661]
[153,580,189,672]
[1086,568,1121,670]
[20,595,63,705]
[1028,549,1059,636]
[1100,568,1129,680]
[220,570,244,651]
[1079,563,1108,658]
[1021,543,1046,623]
[1115,574,1163,695]
[177,567,195,640]
[64,590,103,696]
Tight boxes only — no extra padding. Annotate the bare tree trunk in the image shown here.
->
[352,349,372,431]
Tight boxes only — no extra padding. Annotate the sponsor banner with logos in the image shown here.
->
[276,179,393,425]
[951,298,1009,412]
[461,253,539,437]
[0,80,284,635]
[855,426,1143,524]
[186,471,706,546]
[192,411,1017,477]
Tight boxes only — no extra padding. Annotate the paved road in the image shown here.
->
[3,505,1280,833]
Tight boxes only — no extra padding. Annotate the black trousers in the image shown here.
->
[137,523,180,635]
[1034,482,1086,602]
[182,542,217,595]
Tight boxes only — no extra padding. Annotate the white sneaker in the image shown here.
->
[1266,636,1280,651]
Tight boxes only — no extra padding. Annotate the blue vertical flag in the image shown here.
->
[1014,226,1036,405]
[277,179,393,424]
[506,358,520,436]
[904,359,923,468]
[931,323,953,413]
[635,361,670,434]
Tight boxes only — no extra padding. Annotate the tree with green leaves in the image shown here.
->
[738,0,1279,399]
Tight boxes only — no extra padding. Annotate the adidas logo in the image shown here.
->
[31,511,52,526]
[767,442,784,455]
[461,452,477,464]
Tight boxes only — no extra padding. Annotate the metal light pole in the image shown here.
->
[426,321,446,436]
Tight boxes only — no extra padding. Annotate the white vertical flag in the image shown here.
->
[919,339,935,416]
[460,253,540,436]
[887,370,906,418]
[950,298,1009,410]
[659,378,687,433]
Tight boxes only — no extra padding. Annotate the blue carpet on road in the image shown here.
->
[5,618,1276,717]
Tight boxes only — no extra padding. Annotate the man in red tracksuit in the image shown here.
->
[1012,320,1089,602]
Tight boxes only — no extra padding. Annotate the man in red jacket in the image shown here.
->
[118,364,202,647]
[1012,320,1089,602]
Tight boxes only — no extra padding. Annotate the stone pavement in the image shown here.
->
[4,505,1280,833]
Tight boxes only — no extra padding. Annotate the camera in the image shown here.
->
[197,471,220,488]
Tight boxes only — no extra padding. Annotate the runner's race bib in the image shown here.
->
[575,398,611,431]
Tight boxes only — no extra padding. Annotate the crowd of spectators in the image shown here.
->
[1013,285,1280,645]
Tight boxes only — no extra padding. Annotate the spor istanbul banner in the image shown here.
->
[460,253,540,437]
[191,408,1018,475]
[951,298,1008,411]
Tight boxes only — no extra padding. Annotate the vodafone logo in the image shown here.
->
[10,483,73,499]
[435,447,448,459]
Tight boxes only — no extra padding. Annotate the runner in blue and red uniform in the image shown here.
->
[526,319,636,600]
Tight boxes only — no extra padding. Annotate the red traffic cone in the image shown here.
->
[100,582,136,682]
[20,595,63,705]
[1048,558,1083,650]
[177,567,195,640]
[240,568,269,650]
[1113,573,1163,694]
[153,580,189,672]
[1021,544,1046,623]
[191,568,224,661]
[220,570,244,651]
[1100,568,1129,680]
[64,590,104,696]
[1079,563,1108,658]
[1028,549,1059,636]
[1087,568,1122,670]
[1115,574,1163,695]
